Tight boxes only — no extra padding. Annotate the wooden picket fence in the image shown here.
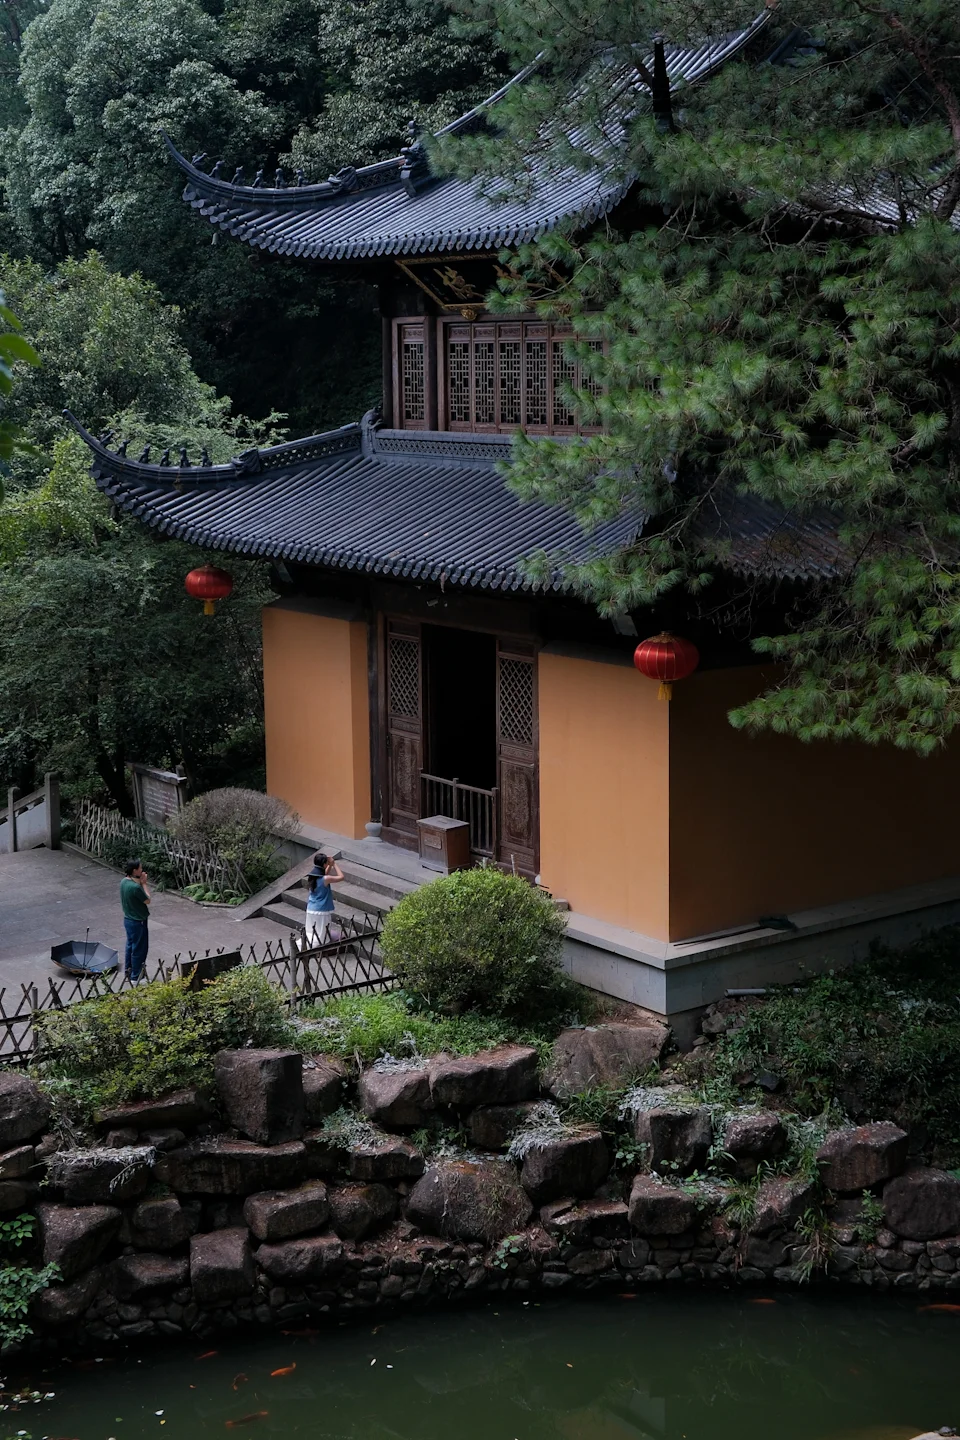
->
[75,799,247,895]
[0,913,392,1066]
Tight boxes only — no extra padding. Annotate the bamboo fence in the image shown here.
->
[0,914,391,1066]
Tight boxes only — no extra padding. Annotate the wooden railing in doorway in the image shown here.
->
[420,773,498,858]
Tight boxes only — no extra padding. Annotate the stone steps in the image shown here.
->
[255,854,419,939]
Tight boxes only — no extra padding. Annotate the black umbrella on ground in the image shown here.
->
[51,933,119,976]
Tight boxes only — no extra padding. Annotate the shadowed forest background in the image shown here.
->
[4,0,960,810]
[0,0,507,808]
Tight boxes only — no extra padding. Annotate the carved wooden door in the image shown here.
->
[384,619,422,842]
[496,640,538,874]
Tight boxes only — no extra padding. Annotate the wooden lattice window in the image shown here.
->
[398,323,425,427]
[439,319,603,434]
[388,635,420,717]
[498,656,535,746]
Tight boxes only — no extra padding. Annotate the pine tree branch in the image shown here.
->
[852,0,960,161]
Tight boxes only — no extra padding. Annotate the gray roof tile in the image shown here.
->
[167,15,772,261]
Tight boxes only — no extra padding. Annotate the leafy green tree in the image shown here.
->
[0,0,44,130]
[0,253,271,808]
[1,0,378,431]
[444,0,960,753]
[0,287,39,492]
[289,0,507,173]
[0,252,273,463]
[0,449,270,812]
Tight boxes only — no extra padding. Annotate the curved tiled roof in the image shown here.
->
[69,411,864,587]
[168,14,773,261]
[69,415,645,594]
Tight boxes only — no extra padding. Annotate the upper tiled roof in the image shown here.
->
[168,14,772,261]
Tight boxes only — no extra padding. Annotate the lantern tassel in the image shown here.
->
[657,680,673,701]
[203,598,216,616]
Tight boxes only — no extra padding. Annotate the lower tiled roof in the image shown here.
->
[69,414,864,591]
[72,418,645,594]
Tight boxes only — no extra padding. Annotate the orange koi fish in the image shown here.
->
[271,1363,296,1377]
[225,1412,269,1428]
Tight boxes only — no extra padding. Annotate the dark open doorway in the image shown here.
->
[423,625,496,789]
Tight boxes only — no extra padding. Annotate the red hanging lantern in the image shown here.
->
[185,564,233,616]
[633,632,700,701]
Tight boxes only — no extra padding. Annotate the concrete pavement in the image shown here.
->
[0,847,284,993]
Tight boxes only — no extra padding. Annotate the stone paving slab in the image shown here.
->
[0,847,283,992]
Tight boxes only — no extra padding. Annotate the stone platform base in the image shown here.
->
[562,876,960,1044]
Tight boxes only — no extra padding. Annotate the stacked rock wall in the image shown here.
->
[2,1025,960,1351]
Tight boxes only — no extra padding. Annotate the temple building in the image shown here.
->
[72,11,960,1032]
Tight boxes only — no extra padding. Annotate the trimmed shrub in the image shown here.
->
[379,868,572,1023]
[35,966,293,1109]
[168,787,299,893]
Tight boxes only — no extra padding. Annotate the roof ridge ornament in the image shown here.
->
[326,165,359,193]
[399,119,429,198]
[651,34,676,133]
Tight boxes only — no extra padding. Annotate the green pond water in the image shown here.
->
[14,1293,959,1440]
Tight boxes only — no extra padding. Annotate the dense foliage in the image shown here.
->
[0,255,272,808]
[0,1213,58,1344]
[0,288,38,486]
[290,0,504,176]
[0,0,503,431]
[36,966,292,1108]
[443,0,960,753]
[687,927,960,1161]
[380,868,573,1023]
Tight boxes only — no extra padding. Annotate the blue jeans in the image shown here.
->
[123,917,148,979]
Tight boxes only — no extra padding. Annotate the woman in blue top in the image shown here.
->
[303,851,343,950]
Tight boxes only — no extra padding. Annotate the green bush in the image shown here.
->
[35,966,292,1109]
[379,867,573,1023]
[168,787,297,893]
[297,990,557,1065]
[694,927,960,1160]
[100,832,179,890]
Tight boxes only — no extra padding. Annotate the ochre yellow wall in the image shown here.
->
[668,666,960,940]
[537,652,671,939]
[262,605,371,838]
[261,613,960,938]
[538,655,960,943]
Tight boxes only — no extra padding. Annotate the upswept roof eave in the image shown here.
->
[71,412,633,596]
[165,13,773,262]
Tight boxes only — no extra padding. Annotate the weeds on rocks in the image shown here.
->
[0,1214,59,1344]
[686,927,960,1161]
[296,991,557,1067]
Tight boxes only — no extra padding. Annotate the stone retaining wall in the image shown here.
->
[2,1021,959,1353]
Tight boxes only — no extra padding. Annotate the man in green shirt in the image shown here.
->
[120,858,151,980]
